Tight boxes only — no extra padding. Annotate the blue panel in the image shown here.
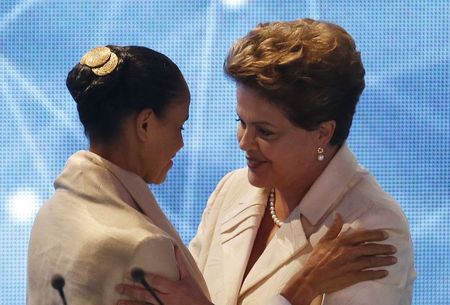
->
[0,0,448,304]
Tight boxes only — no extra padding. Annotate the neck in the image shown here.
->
[90,140,140,175]
[275,145,339,215]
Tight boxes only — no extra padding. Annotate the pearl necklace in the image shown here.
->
[268,188,283,227]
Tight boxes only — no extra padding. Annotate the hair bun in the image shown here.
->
[80,46,119,76]
[67,46,124,104]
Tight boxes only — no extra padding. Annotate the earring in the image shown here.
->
[317,147,325,161]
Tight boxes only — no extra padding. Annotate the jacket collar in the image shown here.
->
[299,143,365,226]
[67,150,184,245]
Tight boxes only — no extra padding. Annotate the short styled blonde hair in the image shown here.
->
[225,18,365,146]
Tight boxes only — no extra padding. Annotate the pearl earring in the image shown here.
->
[317,147,325,161]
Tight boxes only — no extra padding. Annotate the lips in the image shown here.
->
[246,156,267,169]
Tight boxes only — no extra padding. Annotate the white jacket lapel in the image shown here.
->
[239,206,310,297]
[219,187,267,305]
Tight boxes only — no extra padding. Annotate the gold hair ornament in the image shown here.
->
[80,46,118,76]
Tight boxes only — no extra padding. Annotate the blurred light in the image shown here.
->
[9,189,40,222]
[222,0,248,9]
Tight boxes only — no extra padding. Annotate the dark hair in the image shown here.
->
[225,18,365,146]
[66,45,187,144]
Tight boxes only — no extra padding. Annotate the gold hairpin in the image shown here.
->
[80,46,118,76]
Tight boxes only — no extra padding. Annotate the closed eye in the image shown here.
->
[257,126,274,137]
[236,117,246,128]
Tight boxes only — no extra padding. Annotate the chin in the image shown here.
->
[247,169,269,188]
[151,174,168,184]
[144,171,168,185]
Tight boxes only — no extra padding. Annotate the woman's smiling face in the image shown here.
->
[236,84,325,191]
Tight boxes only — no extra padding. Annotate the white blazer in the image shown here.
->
[27,151,209,305]
[190,144,415,305]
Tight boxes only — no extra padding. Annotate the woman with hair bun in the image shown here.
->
[27,45,208,304]
[117,18,414,305]
[27,43,398,305]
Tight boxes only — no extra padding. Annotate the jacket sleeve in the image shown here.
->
[128,235,179,281]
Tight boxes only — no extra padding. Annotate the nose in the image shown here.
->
[238,126,256,151]
[174,131,184,153]
[179,134,184,151]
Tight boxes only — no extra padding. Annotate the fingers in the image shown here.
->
[143,273,172,294]
[352,269,390,283]
[340,229,389,245]
[117,300,154,305]
[116,284,156,304]
[328,269,390,294]
[174,245,190,280]
[349,255,397,271]
[351,243,397,257]
[320,213,343,242]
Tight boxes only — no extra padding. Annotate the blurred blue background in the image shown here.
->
[0,0,449,304]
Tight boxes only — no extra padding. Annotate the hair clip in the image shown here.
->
[80,46,118,76]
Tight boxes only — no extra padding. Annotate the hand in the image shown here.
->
[115,246,213,305]
[281,213,397,305]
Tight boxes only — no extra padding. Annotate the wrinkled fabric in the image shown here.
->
[27,151,209,305]
[190,144,415,305]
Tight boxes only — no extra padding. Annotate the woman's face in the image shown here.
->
[141,89,190,184]
[236,84,323,191]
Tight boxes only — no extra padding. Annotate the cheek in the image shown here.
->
[278,147,313,172]
[259,141,303,170]
[256,140,277,159]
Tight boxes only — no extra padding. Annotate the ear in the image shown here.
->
[135,108,154,141]
[316,120,336,147]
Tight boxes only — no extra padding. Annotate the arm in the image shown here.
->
[124,235,180,282]
[114,171,237,305]
[117,245,213,305]
[115,214,397,305]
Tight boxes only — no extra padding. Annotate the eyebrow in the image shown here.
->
[184,115,189,122]
[237,115,276,127]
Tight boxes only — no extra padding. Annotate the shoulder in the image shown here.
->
[32,189,172,258]
[333,172,416,288]
[215,167,249,191]
[193,167,259,232]
[130,236,179,280]
[343,171,410,232]
[206,167,260,211]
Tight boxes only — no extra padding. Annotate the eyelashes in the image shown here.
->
[236,117,246,128]
[236,117,274,137]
